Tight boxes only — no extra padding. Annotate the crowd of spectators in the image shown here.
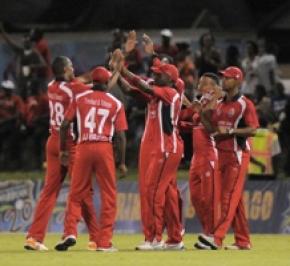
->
[0,27,289,178]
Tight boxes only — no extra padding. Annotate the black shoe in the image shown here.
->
[194,241,211,250]
[55,236,76,251]
[198,234,219,250]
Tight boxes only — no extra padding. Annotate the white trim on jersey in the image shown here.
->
[234,96,247,164]
[171,93,180,154]
[48,79,55,86]
[106,93,122,139]
[75,90,93,101]
[210,135,218,159]
[76,107,82,143]
[158,101,165,153]
[59,82,73,102]
[141,107,150,144]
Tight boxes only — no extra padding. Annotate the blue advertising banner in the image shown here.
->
[0,180,290,234]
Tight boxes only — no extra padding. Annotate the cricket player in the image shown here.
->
[179,72,222,249]
[115,50,184,249]
[55,65,127,252]
[199,66,259,250]
[24,56,99,251]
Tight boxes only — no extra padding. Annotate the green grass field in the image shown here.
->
[0,234,288,266]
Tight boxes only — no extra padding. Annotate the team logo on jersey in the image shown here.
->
[227,108,235,117]
[149,110,156,118]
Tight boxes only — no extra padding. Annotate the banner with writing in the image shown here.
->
[0,180,290,234]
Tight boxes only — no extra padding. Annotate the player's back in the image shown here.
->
[48,80,89,137]
[74,90,123,143]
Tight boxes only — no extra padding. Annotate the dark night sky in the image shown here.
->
[0,0,289,31]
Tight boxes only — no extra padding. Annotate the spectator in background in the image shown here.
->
[29,28,52,80]
[24,82,49,170]
[256,39,280,95]
[0,23,46,99]
[194,32,221,77]
[0,80,25,170]
[271,82,289,121]
[279,101,290,177]
[176,46,197,101]
[224,45,241,69]
[254,84,275,124]
[154,29,179,59]
[241,41,259,98]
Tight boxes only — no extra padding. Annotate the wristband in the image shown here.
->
[228,128,234,135]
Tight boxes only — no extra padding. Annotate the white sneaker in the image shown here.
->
[135,241,154,251]
[96,246,118,252]
[151,239,165,250]
[164,241,184,250]
[24,237,48,251]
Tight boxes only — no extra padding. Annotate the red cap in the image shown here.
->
[151,63,179,82]
[91,67,112,84]
[175,78,184,94]
[219,66,243,81]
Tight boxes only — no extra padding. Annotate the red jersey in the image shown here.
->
[179,106,216,160]
[47,80,89,137]
[65,90,127,143]
[212,94,259,152]
[142,85,182,154]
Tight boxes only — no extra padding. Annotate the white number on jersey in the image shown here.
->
[84,107,109,134]
[49,101,64,127]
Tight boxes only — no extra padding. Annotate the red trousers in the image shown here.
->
[189,155,219,235]
[139,142,183,242]
[63,142,116,248]
[213,150,250,247]
[27,135,98,243]
[145,146,183,243]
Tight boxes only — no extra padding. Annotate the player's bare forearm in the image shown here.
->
[200,109,216,133]
[107,69,121,91]
[214,126,257,137]
[117,76,134,94]
[230,127,257,137]
[75,70,93,84]
[115,131,126,165]
[59,119,71,166]
[182,95,192,107]
[121,67,153,94]
[59,119,70,152]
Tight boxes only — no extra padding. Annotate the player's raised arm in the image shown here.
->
[117,76,135,94]
[110,48,153,94]
[122,67,153,94]
[124,30,137,55]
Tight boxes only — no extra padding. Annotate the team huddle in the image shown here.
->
[24,32,259,252]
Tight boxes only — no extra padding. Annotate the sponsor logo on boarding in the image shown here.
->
[227,108,235,117]
[280,192,290,233]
